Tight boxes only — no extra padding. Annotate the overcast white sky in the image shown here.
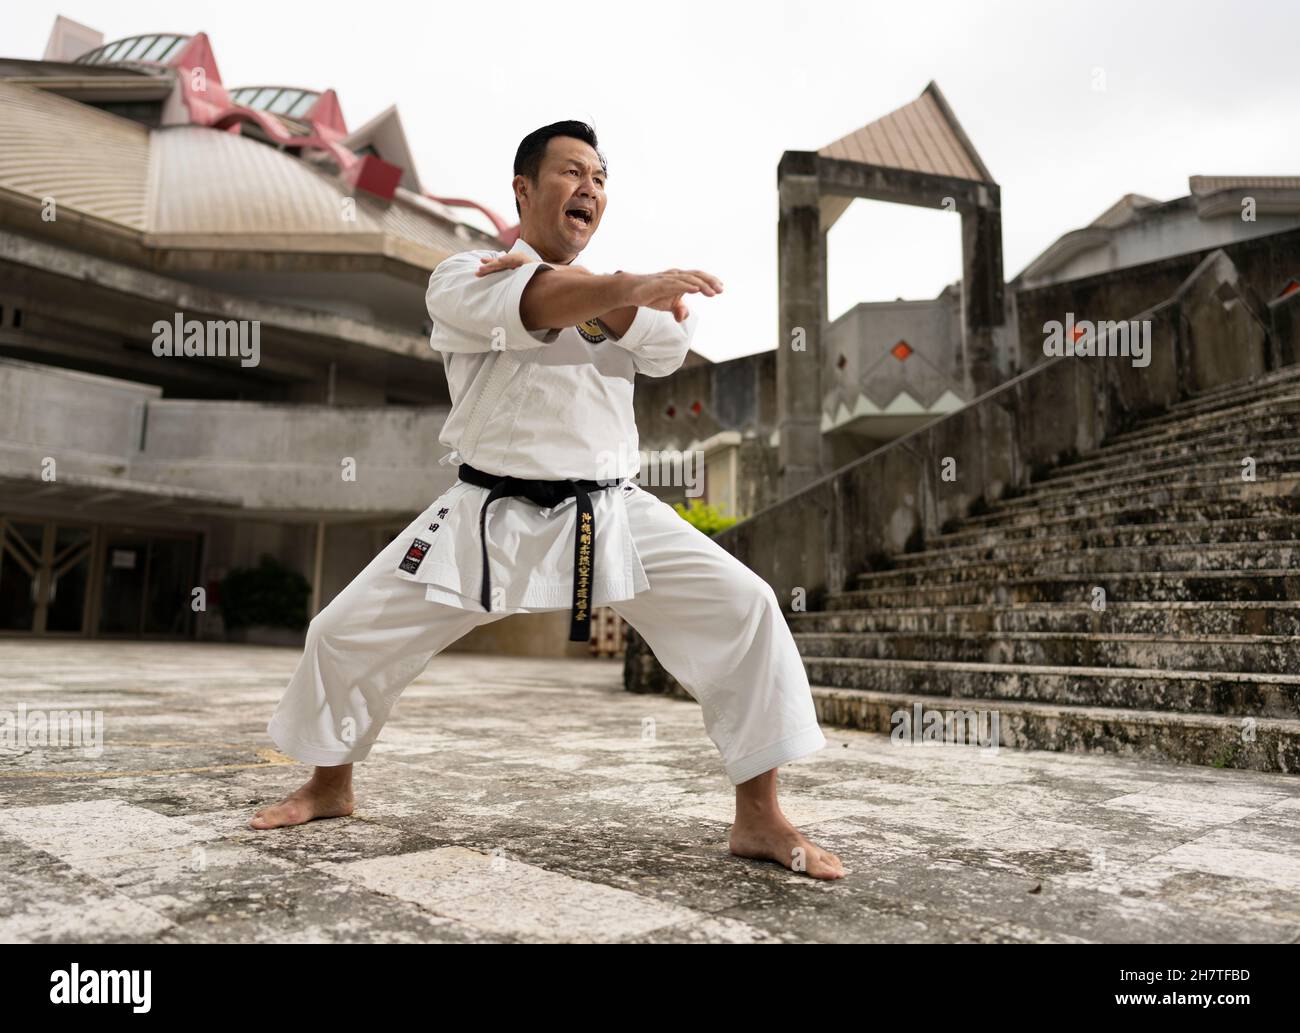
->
[8,1,1297,361]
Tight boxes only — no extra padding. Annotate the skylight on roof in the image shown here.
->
[74,33,190,66]
[229,86,321,117]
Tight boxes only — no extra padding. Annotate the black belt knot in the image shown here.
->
[456,461,620,641]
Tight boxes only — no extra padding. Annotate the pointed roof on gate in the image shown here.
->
[819,81,993,183]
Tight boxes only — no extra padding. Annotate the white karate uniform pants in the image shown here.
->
[266,486,827,784]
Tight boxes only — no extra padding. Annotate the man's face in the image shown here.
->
[516,136,606,260]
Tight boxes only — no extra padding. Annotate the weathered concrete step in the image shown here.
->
[1142,384,1300,429]
[1139,368,1300,424]
[894,517,1300,569]
[959,475,1300,529]
[936,494,1300,547]
[809,686,1300,772]
[833,569,1300,608]
[1129,386,1300,428]
[1064,423,1300,489]
[987,456,1300,516]
[801,656,1300,719]
[1031,439,1300,493]
[1088,409,1300,469]
[791,601,1300,636]
[794,630,1296,674]
[1125,395,1300,440]
[1103,397,1300,451]
[1164,362,1300,414]
[1049,421,1300,480]
[856,541,1300,588]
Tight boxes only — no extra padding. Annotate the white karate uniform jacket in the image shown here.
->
[400,235,699,613]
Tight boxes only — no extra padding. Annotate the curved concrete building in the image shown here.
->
[0,19,541,647]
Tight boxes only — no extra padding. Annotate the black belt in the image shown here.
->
[456,461,620,642]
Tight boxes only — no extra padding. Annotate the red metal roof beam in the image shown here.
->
[168,33,403,201]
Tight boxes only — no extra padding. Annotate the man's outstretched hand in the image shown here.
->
[626,269,722,322]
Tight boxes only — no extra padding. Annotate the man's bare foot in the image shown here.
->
[249,764,355,829]
[729,811,845,879]
[730,766,845,879]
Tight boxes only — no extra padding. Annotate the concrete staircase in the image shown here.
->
[791,364,1300,772]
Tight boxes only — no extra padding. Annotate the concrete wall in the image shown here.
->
[136,400,455,512]
[0,358,156,480]
[634,351,784,516]
[1014,226,1300,378]
[0,356,455,514]
[633,351,776,448]
[1267,288,1300,369]
[825,289,965,407]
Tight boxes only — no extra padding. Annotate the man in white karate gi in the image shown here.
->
[252,121,843,880]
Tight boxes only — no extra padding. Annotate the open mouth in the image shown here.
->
[565,207,592,229]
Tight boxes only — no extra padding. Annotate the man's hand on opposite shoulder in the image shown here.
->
[475,252,595,277]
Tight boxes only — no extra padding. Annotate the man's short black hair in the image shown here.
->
[513,120,607,217]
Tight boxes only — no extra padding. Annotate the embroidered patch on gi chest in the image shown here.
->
[576,318,607,343]
[399,538,431,574]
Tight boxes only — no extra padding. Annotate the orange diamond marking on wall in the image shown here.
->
[891,340,913,361]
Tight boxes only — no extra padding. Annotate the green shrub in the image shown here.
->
[219,554,311,630]
[672,498,738,537]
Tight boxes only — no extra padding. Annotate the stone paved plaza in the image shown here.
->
[1,641,1298,943]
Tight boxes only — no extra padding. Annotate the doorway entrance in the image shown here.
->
[0,518,93,634]
[0,516,201,638]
